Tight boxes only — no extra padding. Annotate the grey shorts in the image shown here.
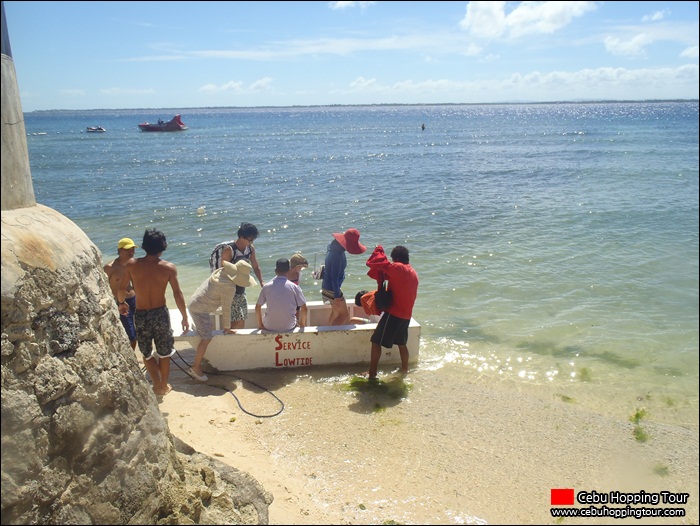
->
[322,288,343,303]
[191,311,214,339]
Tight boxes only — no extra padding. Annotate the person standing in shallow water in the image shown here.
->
[104,237,138,350]
[321,228,367,325]
[365,245,418,379]
[117,228,189,397]
[287,253,308,287]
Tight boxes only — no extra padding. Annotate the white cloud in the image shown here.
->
[464,43,483,57]
[506,1,598,38]
[680,45,699,59]
[199,81,244,93]
[349,76,379,89]
[250,77,274,91]
[199,78,273,94]
[336,64,698,102]
[329,1,376,10]
[182,33,448,61]
[642,11,666,22]
[604,33,654,57]
[460,1,507,38]
[461,1,598,39]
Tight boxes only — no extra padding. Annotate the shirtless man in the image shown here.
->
[117,228,189,397]
[104,237,138,349]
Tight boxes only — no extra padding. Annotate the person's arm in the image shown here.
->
[298,304,307,328]
[116,262,132,315]
[249,246,264,285]
[255,303,265,330]
[221,245,233,264]
[221,285,235,333]
[104,261,119,299]
[328,255,344,298]
[169,266,189,331]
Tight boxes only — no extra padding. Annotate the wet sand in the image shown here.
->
[152,344,699,525]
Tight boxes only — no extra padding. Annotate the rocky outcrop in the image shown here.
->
[2,11,271,520]
[1,205,273,524]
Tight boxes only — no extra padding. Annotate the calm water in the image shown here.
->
[23,102,699,425]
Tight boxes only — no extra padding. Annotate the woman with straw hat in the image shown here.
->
[186,260,257,381]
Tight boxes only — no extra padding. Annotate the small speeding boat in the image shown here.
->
[86,126,106,133]
[170,300,421,371]
[138,114,188,132]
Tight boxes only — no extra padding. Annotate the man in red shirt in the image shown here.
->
[366,245,419,379]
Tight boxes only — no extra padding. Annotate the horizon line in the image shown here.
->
[24,99,700,113]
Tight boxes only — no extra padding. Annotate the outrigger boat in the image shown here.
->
[170,300,420,371]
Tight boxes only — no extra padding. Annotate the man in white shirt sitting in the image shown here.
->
[256,258,307,332]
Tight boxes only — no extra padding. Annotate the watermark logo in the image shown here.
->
[550,488,688,519]
[550,488,574,506]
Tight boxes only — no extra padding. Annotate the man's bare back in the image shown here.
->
[123,255,180,310]
[116,229,188,398]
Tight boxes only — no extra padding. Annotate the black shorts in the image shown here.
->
[134,306,174,359]
[371,313,410,349]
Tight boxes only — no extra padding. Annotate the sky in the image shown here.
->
[3,1,698,112]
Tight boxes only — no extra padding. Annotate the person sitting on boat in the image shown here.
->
[348,290,382,324]
[256,258,307,332]
[286,253,308,287]
[186,260,257,381]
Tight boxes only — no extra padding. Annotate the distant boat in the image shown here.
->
[138,114,188,132]
[86,126,106,133]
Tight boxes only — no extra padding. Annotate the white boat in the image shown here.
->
[169,300,420,371]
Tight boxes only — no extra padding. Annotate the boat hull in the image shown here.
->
[169,300,420,371]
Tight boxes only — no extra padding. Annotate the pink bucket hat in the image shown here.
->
[333,228,367,255]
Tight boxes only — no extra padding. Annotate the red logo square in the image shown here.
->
[551,488,575,505]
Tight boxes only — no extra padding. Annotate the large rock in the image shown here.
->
[1,205,273,524]
[2,9,271,521]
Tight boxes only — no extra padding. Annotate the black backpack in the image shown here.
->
[209,240,235,272]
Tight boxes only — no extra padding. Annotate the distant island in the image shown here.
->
[24,99,700,114]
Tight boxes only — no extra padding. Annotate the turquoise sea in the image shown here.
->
[23,102,699,427]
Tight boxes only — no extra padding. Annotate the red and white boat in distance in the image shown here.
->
[138,114,188,132]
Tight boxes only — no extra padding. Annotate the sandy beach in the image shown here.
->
[144,343,699,525]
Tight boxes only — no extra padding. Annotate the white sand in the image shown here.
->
[152,345,699,525]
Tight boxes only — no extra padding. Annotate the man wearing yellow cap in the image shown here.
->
[104,237,138,349]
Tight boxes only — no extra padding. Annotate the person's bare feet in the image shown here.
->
[154,384,173,396]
